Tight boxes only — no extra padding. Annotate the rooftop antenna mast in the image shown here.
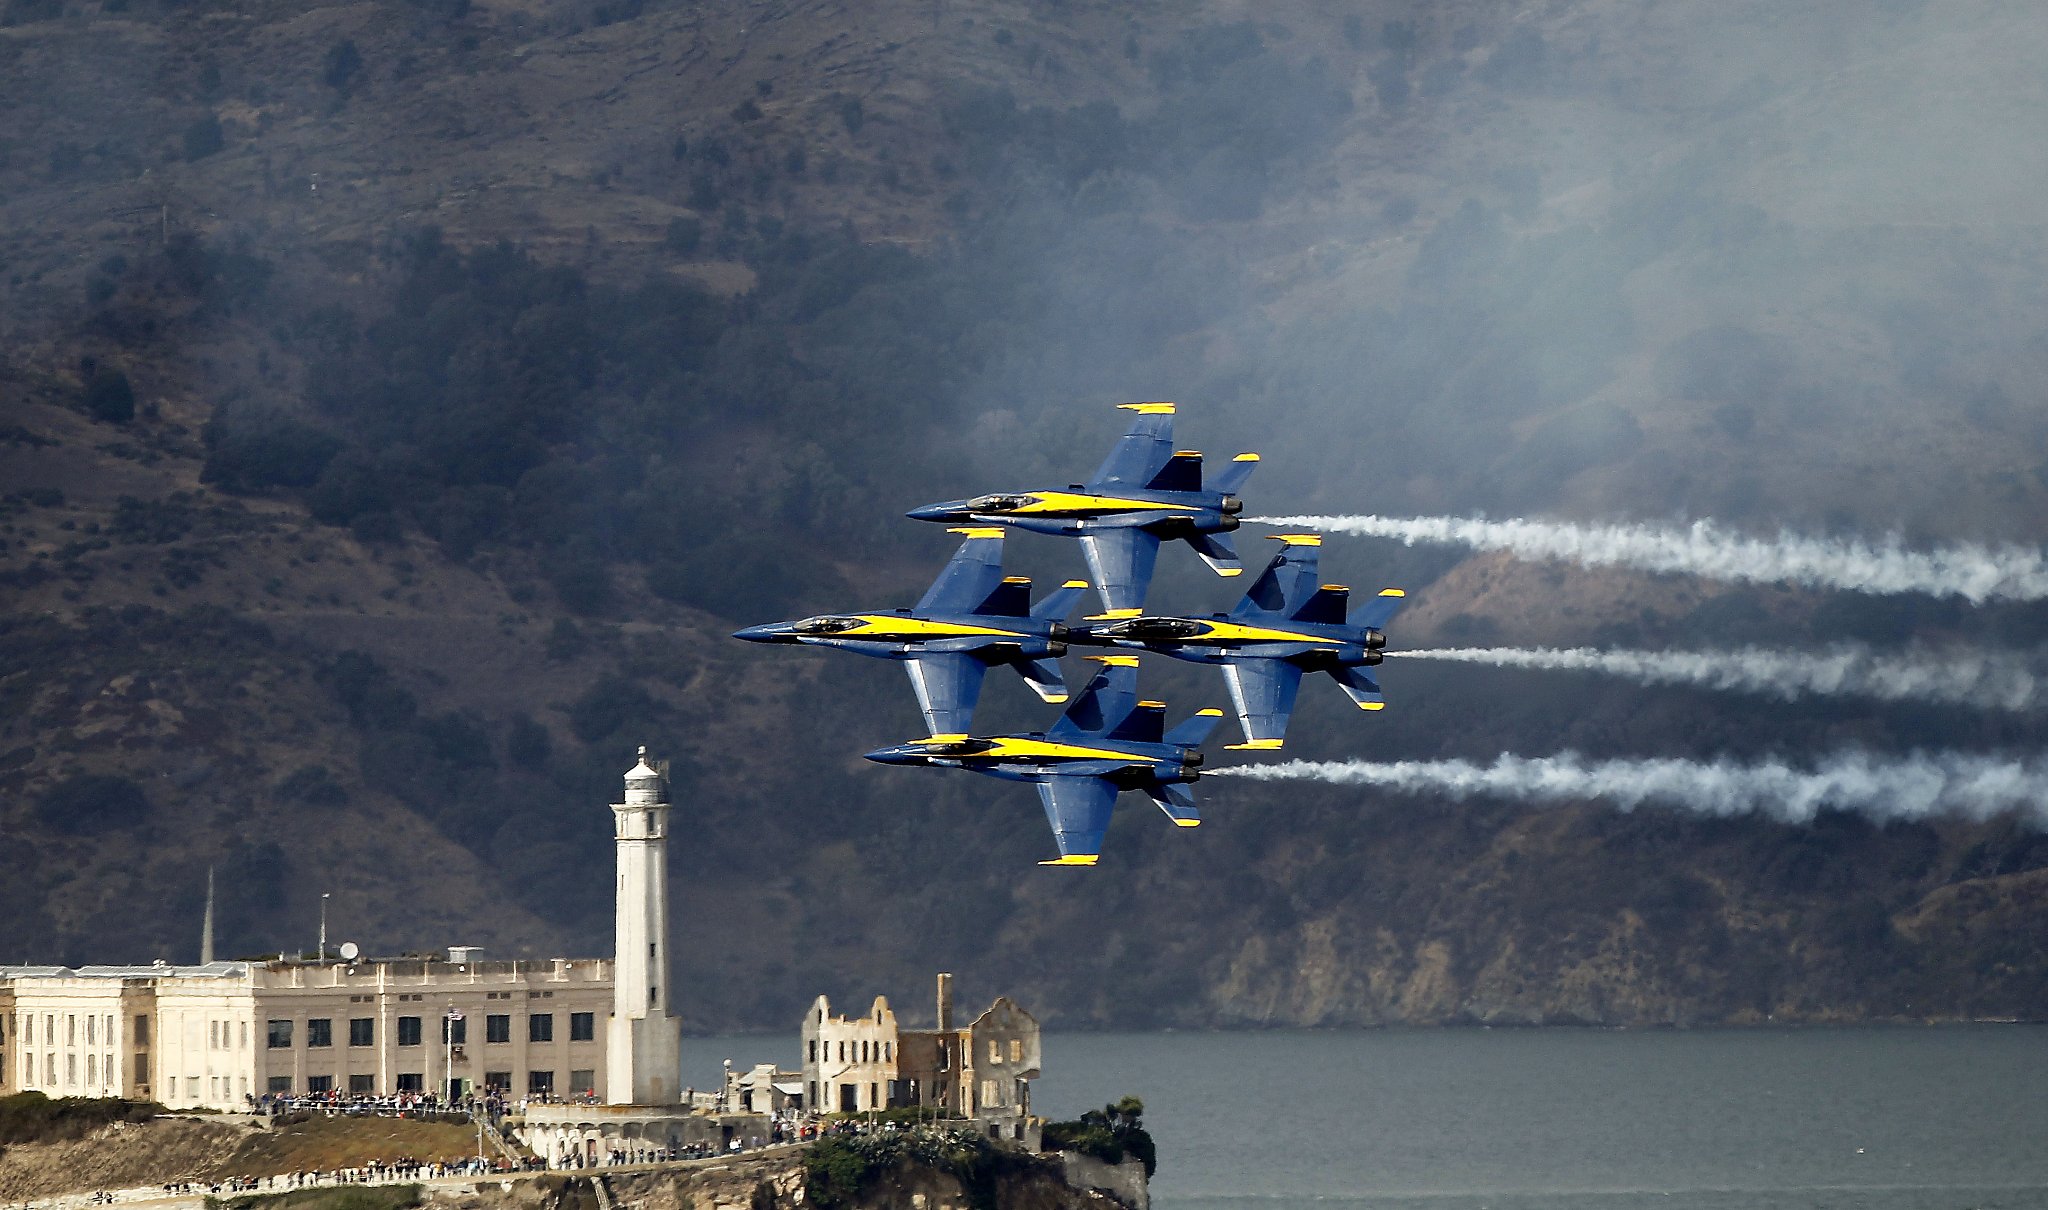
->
[200,865,216,965]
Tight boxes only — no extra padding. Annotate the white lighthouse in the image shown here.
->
[606,745,682,1104]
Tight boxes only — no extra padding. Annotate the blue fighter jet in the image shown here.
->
[1070,533,1407,750]
[906,403,1258,616]
[863,656,1223,866]
[733,528,1087,736]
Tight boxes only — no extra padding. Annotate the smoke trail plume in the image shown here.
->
[1253,515,2048,603]
[1393,644,2044,711]
[1212,752,2048,826]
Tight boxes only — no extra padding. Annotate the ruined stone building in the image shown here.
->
[800,973,1041,1142]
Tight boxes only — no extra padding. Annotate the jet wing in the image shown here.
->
[904,652,988,736]
[1035,776,1119,866]
[916,529,1007,614]
[1221,659,1305,750]
[1080,529,1163,614]
[1087,404,1177,489]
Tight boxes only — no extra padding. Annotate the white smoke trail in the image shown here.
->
[1393,644,2044,711]
[1211,752,2048,826]
[1253,514,2048,603]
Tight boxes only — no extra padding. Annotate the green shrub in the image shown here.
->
[1043,1096,1155,1177]
[84,369,135,423]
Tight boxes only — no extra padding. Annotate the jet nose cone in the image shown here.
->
[863,744,924,765]
[907,501,966,523]
[732,623,790,643]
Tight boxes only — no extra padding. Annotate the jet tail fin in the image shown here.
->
[974,577,1034,618]
[1186,531,1243,579]
[1164,706,1226,748]
[1146,450,1204,493]
[1145,781,1202,828]
[1330,664,1386,711]
[1290,585,1351,626]
[1031,579,1089,621]
[1352,587,1408,631]
[1015,657,1071,704]
[1209,452,1260,495]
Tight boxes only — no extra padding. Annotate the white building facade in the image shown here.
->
[0,956,612,1110]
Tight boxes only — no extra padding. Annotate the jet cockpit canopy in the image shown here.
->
[793,615,866,635]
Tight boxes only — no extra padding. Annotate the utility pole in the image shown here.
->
[318,893,330,961]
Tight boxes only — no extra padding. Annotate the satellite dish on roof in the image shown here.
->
[339,941,360,962]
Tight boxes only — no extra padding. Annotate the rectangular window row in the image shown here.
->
[261,1012,595,1048]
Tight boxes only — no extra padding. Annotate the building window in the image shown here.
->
[398,1017,421,1046]
[267,1020,293,1048]
[570,1012,594,1042]
[885,1041,893,1061]
[349,1019,375,1047]
[307,1019,333,1048]
[530,1014,553,1043]
[989,1039,1001,1065]
[185,1075,197,1098]
[134,1051,148,1083]
[396,1073,423,1092]
[981,1079,997,1106]
[486,1015,510,1044]
[349,1075,375,1094]
[443,1016,468,1045]
[66,1055,76,1087]
[46,1055,56,1085]
[1010,1039,1022,1063]
[86,1016,95,1045]
[239,1021,248,1049]
[570,1069,595,1096]
[808,1040,816,1062]
[86,1055,97,1086]
[484,1071,511,1091]
[528,1070,554,1096]
[135,1016,150,1046]
[307,1075,333,1093]
[67,1015,75,1044]
[838,1040,846,1062]
[268,1076,291,1094]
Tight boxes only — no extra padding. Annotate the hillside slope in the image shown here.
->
[2,0,2045,1026]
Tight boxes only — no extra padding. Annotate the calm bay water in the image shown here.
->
[686,1028,2048,1210]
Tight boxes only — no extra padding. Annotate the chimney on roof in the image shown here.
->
[936,972,954,1032]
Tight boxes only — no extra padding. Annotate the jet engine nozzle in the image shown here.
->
[1360,650,1384,667]
[1363,629,1388,650]
[1047,623,1071,641]
[1047,641,1069,658]
[1220,495,1243,515]
[1182,751,1205,768]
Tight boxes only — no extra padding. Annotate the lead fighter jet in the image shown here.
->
[906,403,1258,616]
[863,656,1223,866]
[1071,533,1407,750]
[732,528,1086,736]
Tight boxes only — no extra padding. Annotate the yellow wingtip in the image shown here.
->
[1359,701,1386,711]
[1118,402,1176,414]
[1267,533,1323,546]
[1089,654,1142,666]
[948,527,1006,538]
[1227,739,1286,751]
[1233,452,1260,462]
[1138,699,1167,709]
[1062,580,1089,589]
[1002,576,1032,584]
[1042,694,1070,704]
[1196,708,1225,717]
[1172,818,1201,827]
[1216,568,1244,577]
[1379,588,1406,597]
[1038,854,1101,866]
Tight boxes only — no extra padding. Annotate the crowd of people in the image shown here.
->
[250,1089,513,1120]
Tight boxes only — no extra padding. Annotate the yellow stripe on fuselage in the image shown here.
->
[978,737,1149,761]
[1183,620,1328,644]
[844,616,1035,640]
[1000,491,1180,516]
[1039,854,1101,866]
